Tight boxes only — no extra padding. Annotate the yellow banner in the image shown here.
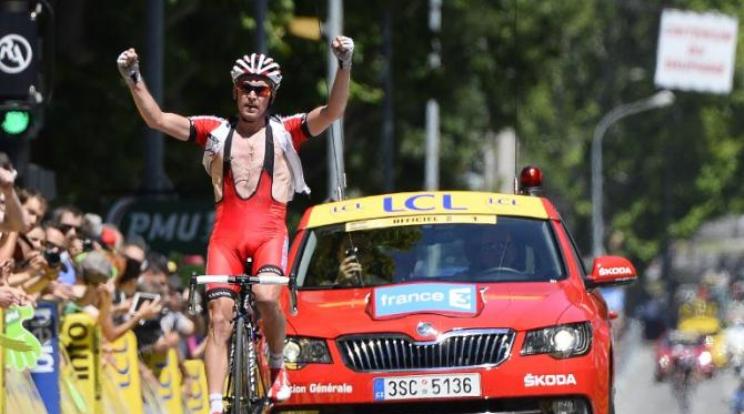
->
[60,313,101,414]
[58,346,86,414]
[0,308,4,414]
[183,360,209,414]
[5,369,47,414]
[305,191,548,228]
[146,349,183,414]
[104,332,143,414]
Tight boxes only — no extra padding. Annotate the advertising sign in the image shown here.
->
[655,9,738,94]
[61,313,102,414]
[306,191,548,228]
[145,349,183,414]
[371,282,481,319]
[4,305,42,370]
[106,197,214,254]
[183,360,210,414]
[27,302,60,414]
[107,331,144,414]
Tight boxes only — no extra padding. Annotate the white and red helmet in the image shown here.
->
[230,53,283,91]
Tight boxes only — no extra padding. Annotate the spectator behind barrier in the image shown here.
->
[89,248,162,343]
[81,213,103,252]
[17,188,47,229]
[0,153,28,234]
[133,258,178,355]
[50,205,84,257]
[45,223,78,286]
[9,224,59,299]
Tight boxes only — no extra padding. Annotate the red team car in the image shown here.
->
[275,169,636,414]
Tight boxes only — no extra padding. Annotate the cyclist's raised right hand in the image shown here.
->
[117,48,141,84]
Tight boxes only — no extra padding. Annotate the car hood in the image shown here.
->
[286,281,584,339]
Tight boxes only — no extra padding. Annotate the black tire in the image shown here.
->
[246,324,268,414]
[232,319,246,413]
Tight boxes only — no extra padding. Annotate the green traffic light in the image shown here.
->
[1,111,30,135]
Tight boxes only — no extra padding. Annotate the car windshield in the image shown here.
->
[294,216,565,288]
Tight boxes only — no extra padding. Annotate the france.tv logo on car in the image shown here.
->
[373,283,477,318]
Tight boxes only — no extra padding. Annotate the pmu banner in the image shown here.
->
[27,301,60,414]
[183,360,209,414]
[106,331,144,414]
[61,313,102,414]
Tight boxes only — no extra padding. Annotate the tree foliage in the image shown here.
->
[29,0,744,269]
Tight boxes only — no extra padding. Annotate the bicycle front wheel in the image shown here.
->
[231,319,246,413]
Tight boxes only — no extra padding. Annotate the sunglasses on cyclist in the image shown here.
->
[237,82,272,98]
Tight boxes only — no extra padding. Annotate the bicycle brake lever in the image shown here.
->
[188,273,197,315]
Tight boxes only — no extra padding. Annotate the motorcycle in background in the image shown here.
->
[726,322,744,375]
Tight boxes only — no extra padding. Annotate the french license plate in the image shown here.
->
[373,373,481,401]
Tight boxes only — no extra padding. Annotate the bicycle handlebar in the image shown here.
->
[187,274,290,314]
[191,274,290,285]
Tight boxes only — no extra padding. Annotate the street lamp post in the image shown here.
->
[591,90,675,257]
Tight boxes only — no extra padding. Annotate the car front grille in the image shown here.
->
[336,329,514,372]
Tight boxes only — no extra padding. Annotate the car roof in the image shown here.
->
[298,190,558,230]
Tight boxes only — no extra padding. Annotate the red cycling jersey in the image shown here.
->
[189,114,310,298]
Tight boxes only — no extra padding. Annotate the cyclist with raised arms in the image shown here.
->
[117,35,354,413]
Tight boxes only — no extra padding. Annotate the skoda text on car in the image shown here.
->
[276,169,636,414]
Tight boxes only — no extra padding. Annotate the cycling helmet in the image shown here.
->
[230,53,282,91]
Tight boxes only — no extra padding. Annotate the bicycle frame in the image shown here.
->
[225,281,266,413]
[189,271,289,414]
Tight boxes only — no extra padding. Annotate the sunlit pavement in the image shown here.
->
[615,320,738,414]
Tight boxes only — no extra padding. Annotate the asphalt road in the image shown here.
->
[614,321,739,414]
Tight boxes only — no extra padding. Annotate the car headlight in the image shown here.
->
[521,322,592,359]
[283,337,332,366]
[698,351,712,366]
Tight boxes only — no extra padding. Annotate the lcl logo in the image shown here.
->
[0,33,33,74]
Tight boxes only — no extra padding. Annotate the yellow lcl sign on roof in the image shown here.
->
[305,191,548,228]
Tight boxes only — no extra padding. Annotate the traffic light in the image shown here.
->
[1,109,30,135]
[0,1,43,140]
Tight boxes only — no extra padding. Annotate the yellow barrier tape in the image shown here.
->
[59,346,86,414]
[5,369,47,413]
[140,363,168,414]
[100,363,129,414]
[158,349,183,414]
[60,313,101,414]
[0,308,4,414]
[103,332,144,414]
[183,360,209,414]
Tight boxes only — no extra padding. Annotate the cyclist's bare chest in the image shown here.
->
[230,129,268,177]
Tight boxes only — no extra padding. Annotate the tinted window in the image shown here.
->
[295,217,565,288]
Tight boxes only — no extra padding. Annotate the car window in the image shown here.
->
[295,217,566,288]
[560,221,588,278]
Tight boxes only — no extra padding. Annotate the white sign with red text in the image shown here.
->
[655,9,738,94]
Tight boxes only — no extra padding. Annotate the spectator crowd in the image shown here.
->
[0,153,208,393]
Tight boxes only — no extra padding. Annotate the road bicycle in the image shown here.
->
[189,260,289,414]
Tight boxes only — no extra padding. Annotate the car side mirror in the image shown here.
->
[585,255,637,289]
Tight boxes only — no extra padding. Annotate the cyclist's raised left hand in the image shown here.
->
[332,35,354,69]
